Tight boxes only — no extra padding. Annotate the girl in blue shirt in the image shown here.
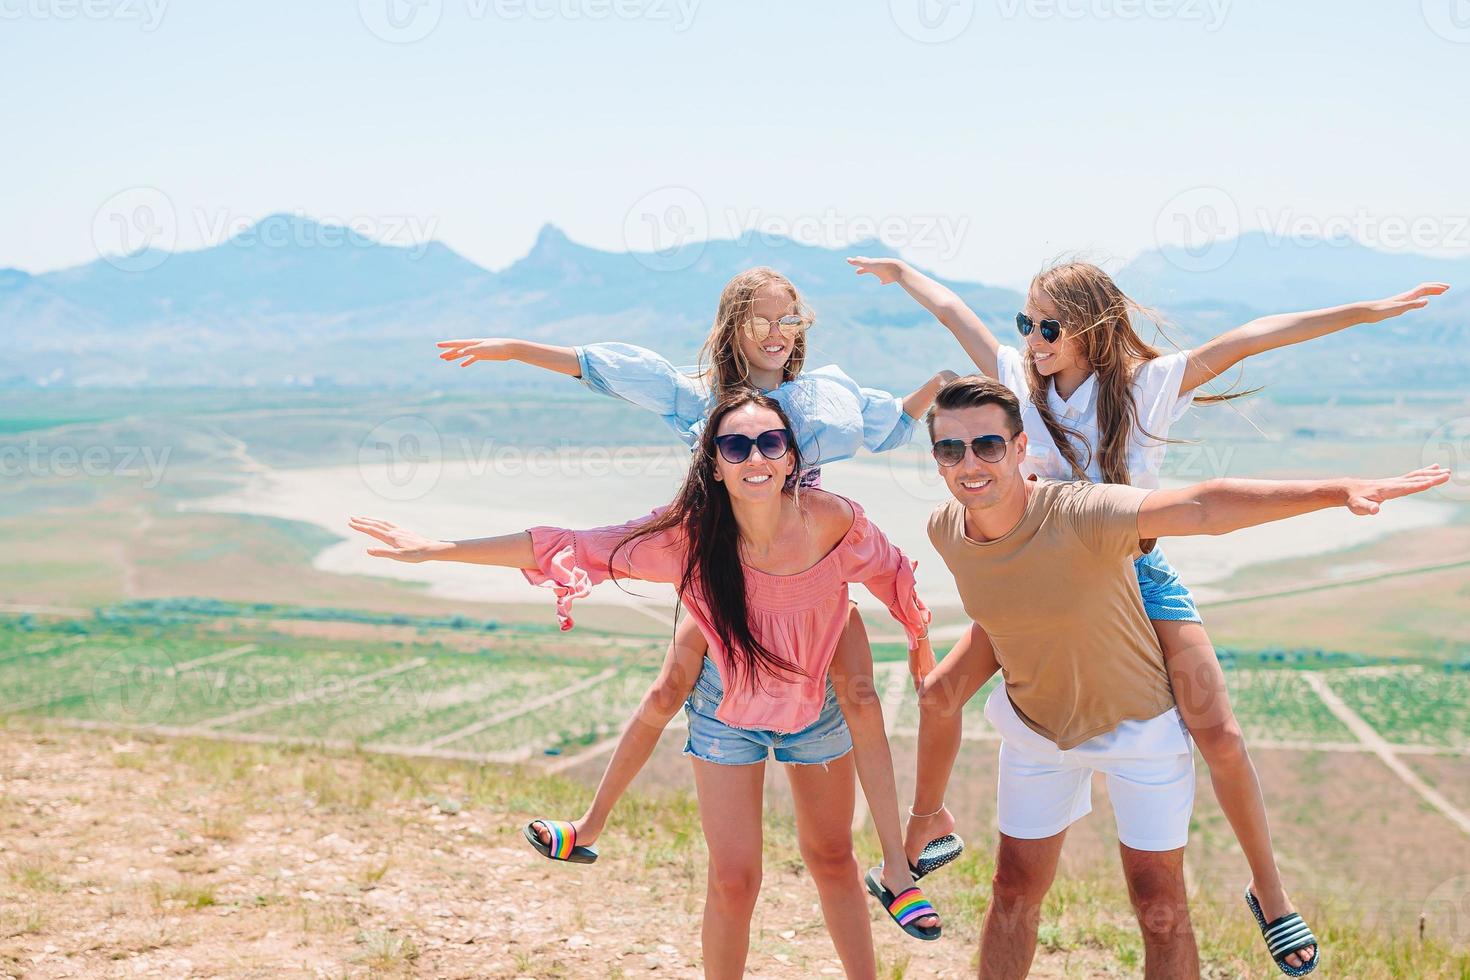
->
[437,266,961,896]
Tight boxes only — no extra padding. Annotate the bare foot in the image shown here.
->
[904,804,956,868]
[531,818,601,849]
[879,867,939,931]
[1251,881,1315,969]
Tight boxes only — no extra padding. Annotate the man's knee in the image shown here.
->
[1124,858,1192,941]
[989,842,1055,915]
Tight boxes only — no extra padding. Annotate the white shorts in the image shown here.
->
[984,686,1196,852]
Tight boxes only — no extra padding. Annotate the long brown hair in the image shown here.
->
[611,390,805,693]
[697,267,811,398]
[1026,261,1250,486]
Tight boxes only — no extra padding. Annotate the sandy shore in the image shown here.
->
[185,447,1457,619]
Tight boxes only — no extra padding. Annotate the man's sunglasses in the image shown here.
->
[932,434,1012,467]
[1016,312,1062,344]
[742,314,812,343]
[714,428,794,465]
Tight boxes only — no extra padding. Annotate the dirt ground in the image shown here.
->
[5,722,1467,978]
[1,725,1150,980]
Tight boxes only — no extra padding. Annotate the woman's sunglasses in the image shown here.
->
[1016,312,1062,344]
[714,428,794,465]
[742,314,812,343]
[932,434,1011,467]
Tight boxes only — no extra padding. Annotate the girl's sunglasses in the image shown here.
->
[1016,312,1062,344]
[932,434,1011,467]
[742,314,812,343]
[714,428,793,465]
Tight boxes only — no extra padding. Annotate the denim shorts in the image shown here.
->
[682,656,853,767]
[1135,546,1202,623]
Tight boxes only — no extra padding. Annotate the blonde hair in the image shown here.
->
[697,267,811,397]
[1026,261,1248,486]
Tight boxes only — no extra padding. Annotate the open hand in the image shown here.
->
[347,516,446,562]
[847,256,908,285]
[1363,282,1450,322]
[1341,465,1451,515]
[436,338,516,367]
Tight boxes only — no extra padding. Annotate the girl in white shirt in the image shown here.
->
[853,254,1447,976]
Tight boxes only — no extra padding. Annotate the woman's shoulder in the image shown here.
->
[796,489,859,546]
[994,344,1030,392]
[1129,349,1190,386]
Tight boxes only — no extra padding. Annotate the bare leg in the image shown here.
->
[691,756,765,980]
[826,607,937,929]
[978,831,1067,980]
[533,616,706,848]
[787,751,877,980]
[908,622,999,866]
[1157,620,1314,969]
[1119,843,1199,980]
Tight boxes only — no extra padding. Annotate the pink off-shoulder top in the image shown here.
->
[521,495,930,733]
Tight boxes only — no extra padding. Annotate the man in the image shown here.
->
[916,375,1447,979]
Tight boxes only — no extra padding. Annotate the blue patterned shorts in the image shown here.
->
[1135,546,1202,623]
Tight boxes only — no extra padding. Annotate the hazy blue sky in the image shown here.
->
[3,0,1466,288]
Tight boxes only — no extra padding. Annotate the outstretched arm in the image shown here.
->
[437,339,582,377]
[442,341,708,446]
[350,510,684,631]
[1136,466,1451,539]
[348,516,536,566]
[1180,283,1450,395]
[848,256,1003,378]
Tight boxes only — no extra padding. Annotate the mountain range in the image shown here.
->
[1,214,1465,394]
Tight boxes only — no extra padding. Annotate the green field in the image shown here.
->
[0,609,664,758]
[1215,668,1355,742]
[1330,668,1470,749]
[3,604,1465,761]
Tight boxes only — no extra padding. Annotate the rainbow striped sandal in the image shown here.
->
[523,819,599,865]
[864,867,941,942]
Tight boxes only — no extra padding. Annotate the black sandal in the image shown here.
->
[910,833,964,880]
[1245,887,1318,976]
[865,867,941,942]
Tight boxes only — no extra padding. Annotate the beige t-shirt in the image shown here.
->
[928,479,1175,750]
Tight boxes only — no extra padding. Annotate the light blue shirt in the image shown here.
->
[574,343,918,467]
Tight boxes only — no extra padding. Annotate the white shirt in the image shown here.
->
[995,345,1195,490]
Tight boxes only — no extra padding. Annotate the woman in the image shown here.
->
[348,391,943,976]
[437,267,962,884]
[851,253,1447,976]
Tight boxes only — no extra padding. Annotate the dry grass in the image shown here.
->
[1,717,1466,978]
